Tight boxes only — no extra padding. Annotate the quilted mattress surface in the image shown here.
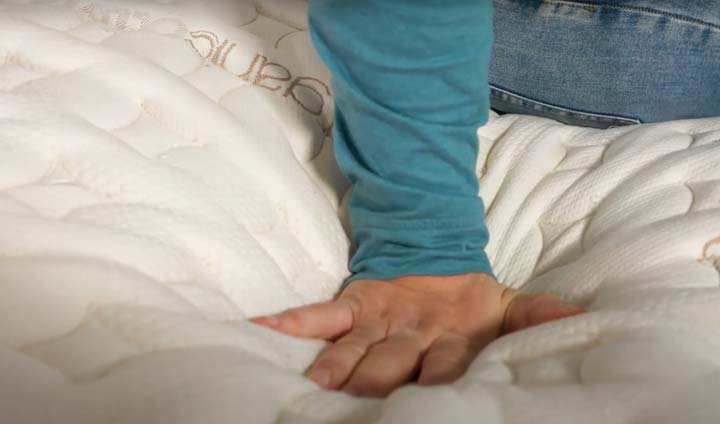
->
[1,1,720,423]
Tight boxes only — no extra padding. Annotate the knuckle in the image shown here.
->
[388,329,425,351]
[387,306,422,330]
[420,319,453,340]
[349,281,391,310]
[281,309,304,329]
[425,348,467,367]
[424,351,459,366]
[313,356,348,375]
[423,346,448,361]
[438,332,472,346]
[352,373,390,395]
[500,286,519,306]
[340,294,363,320]
[319,339,367,366]
[335,339,367,357]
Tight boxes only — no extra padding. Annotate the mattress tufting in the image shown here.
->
[1,1,720,423]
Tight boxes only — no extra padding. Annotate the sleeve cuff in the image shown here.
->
[340,218,496,289]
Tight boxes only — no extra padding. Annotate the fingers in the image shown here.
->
[503,293,585,334]
[304,323,387,390]
[416,333,477,386]
[341,330,426,397]
[249,297,357,340]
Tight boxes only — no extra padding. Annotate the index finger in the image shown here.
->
[249,297,356,340]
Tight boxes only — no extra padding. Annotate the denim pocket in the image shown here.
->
[490,83,642,129]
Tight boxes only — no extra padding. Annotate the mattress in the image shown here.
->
[1,1,720,423]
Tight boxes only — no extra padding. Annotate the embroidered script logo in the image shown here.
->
[186,30,238,67]
[76,2,153,31]
[186,30,333,136]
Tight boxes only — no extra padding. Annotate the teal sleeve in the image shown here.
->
[307,0,496,288]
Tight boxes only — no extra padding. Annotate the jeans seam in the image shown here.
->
[541,0,720,32]
[489,83,642,124]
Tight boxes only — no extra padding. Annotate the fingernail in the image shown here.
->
[308,368,331,388]
[251,315,279,327]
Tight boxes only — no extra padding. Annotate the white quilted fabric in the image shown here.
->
[1,1,720,423]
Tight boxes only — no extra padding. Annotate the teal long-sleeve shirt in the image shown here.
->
[308,1,496,288]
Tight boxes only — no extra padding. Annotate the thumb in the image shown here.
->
[502,293,584,334]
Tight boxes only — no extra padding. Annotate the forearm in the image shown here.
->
[308,0,495,287]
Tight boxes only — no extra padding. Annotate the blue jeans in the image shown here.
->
[489,0,720,128]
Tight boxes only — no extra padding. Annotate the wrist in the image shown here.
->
[384,272,497,292]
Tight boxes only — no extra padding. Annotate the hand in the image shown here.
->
[250,272,584,397]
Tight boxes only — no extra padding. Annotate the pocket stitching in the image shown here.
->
[541,0,720,32]
[489,83,642,125]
